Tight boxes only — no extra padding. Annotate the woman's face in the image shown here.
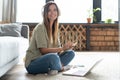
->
[47,4,58,22]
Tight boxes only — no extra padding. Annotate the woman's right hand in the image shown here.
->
[62,41,75,51]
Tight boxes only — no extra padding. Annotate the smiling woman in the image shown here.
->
[24,1,76,75]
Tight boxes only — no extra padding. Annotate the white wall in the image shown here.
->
[0,0,3,21]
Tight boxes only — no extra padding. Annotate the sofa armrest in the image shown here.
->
[21,25,29,39]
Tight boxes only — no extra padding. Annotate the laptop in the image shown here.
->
[62,58,103,77]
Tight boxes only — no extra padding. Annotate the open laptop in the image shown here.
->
[62,58,103,77]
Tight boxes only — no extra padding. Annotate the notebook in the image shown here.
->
[62,58,103,77]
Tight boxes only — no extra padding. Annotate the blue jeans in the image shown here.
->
[26,50,75,74]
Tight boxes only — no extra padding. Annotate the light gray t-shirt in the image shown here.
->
[25,23,60,67]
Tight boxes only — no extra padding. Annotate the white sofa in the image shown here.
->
[0,23,29,77]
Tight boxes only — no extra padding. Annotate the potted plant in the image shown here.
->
[87,8,101,23]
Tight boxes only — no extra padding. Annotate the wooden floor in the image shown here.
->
[0,52,120,80]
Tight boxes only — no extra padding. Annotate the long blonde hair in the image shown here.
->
[43,1,60,46]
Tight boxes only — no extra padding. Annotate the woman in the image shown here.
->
[25,1,76,75]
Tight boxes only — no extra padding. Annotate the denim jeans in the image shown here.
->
[26,50,75,74]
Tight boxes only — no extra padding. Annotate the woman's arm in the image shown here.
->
[39,41,77,55]
[39,47,63,55]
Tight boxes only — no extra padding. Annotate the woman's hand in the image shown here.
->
[62,41,77,51]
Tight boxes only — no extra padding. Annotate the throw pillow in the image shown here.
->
[0,23,22,37]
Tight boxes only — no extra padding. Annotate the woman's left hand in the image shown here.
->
[62,41,77,51]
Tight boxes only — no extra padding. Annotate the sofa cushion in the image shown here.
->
[0,23,22,37]
[0,36,29,67]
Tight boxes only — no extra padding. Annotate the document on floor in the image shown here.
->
[62,58,103,77]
